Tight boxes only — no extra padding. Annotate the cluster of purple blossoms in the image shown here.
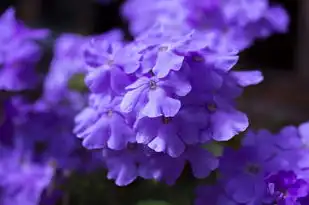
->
[74,22,264,186]
[0,147,54,205]
[0,7,124,203]
[0,9,53,204]
[0,0,304,204]
[122,0,289,50]
[195,123,309,204]
[0,8,49,91]
[0,145,54,205]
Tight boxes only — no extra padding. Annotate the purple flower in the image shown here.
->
[9,31,126,172]
[44,33,89,105]
[84,39,136,96]
[74,95,135,150]
[15,107,75,167]
[121,72,191,118]
[103,144,217,186]
[141,145,218,184]
[0,8,49,91]
[0,145,54,205]
[121,0,188,36]
[266,171,309,204]
[187,0,289,50]
[245,5,289,39]
[182,51,263,142]
[136,27,213,76]
[74,13,264,187]
[122,0,289,50]
[244,124,309,176]
[45,29,123,105]
[218,147,275,204]
[134,106,208,157]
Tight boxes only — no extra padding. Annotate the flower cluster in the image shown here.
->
[0,8,49,91]
[74,23,263,186]
[0,8,123,204]
[0,144,54,205]
[122,0,289,50]
[195,123,309,204]
[0,0,295,204]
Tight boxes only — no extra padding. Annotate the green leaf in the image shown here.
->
[203,142,223,156]
[67,73,88,92]
[137,200,171,205]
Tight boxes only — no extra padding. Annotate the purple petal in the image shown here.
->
[210,54,239,72]
[107,115,134,150]
[115,46,141,74]
[106,156,138,186]
[135,117,160,144]
[121,85,147,113]
[161,72,192,96]
[265,5,289,33]
[148,124,185,157]
[125,77,149,90]
[179,125,200,144]
[225,175,256,203]
[80,116,109,149]
[85,67,110,93]
[110,67,131,93]
[211,109,249,141]
[230,70,263,87]
[142,88,181,117]
[298,122,309,145]
[153,51,184,78]
[186,147,218,178]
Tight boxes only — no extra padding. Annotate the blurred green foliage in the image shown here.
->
[67,73,88,92]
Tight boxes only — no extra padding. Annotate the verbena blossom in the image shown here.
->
[195,122,309,205]
[102,144,218,186]
[122,0,289,50]
[0,145,54,205]
[0,29,124,205]
[0,1,300,205]
[0,8,49,91]
[74,22,263,186]
[266,171,309,205]
[121,0,188,36]
[10,31,123,171]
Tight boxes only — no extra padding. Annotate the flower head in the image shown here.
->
[0,8,49,91]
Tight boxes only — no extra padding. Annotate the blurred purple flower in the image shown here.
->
[0,8,49,91]
[0,145,54,205]
[266,171,309,205]
[122,0,289,50]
